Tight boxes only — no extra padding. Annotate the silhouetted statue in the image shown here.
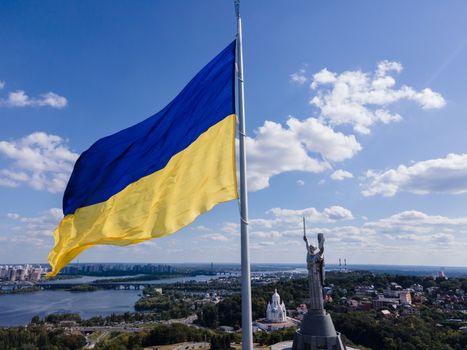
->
[303,223,325,312]
[293,218,346,350]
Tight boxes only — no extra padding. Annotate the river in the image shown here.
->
[0,274,221,326]
[0,290,141,326]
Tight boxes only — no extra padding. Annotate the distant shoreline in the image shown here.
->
[1,262,466,268]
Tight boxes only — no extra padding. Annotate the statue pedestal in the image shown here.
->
[292,311,346,350]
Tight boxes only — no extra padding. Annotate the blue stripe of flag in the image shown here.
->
[63,40,236,215]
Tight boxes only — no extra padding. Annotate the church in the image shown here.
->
[266,289,287,323]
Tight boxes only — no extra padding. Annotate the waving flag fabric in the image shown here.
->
[47,41,238,276]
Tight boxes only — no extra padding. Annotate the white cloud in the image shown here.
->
[227,208,467,260]
[287,117,361,162]
[362,153,467,197]
[0,208,63,258]
[0,87,67,109]
[221,222,240,236]
[365,210,467,229]
[310,68,336,89]
[202,233,229,242]
[6,208,62,238]
[192,225,211,233]
[0,175,18,187]
[244,117,361,191]
[0,81,5,89]
[250,205,354,230]
[0,132,79,192]
[251,230,283,239]
[322,206,355,221]
[243,120,330,191]
[249,59,444,192]
[310,61,445,134]
[296,179,305,186]
[376,60,402,77]
[290,69,307,85]
[350,211,467,254]
[36,92,68,108]
[7,91,29,107]
[413,88,445,109]
[242,209,467,265]
[330,169,354,181]
[3,207,466,265]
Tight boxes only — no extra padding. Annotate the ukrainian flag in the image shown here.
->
[47,41,238,276]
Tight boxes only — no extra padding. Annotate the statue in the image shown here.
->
[303,218,325,312]
[292,218,346,350]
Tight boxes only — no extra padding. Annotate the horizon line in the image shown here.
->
[1,262,466,269]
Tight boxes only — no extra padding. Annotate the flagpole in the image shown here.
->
[234,1,253,350]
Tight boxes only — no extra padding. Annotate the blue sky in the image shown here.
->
[1,0,467,266]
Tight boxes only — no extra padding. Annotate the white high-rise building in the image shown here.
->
[266,289,287,323]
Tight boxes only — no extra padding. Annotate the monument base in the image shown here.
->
[292,312,346,350]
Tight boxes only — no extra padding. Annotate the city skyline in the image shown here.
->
[1,1,467,266]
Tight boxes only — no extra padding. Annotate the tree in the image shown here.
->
[198,304,219,328]
[210,335,231,350]
[30,315,42,325]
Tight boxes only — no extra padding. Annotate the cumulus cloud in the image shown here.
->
[6,208,62,238]
[239,208,467,265]
[0,132,79,192]
[217,208,467,257]
[0,89,67,109]
[244,117,361,191]
[0,208,63,257]
[310,68,336,89]
[213,208,464,265]
[322,206,355,221]
[362,153,467,197]
[346,210,467,254]
[290,69,307,85]
[247,59,444,192]
[287,117,361,161]
[221,222,240,236]
[330,169,354,181]
[376,60,403,77]
[365,210,467,230]
[310,60,445,134]
[0,80,67,108]
[249,205,354,231]
[202,233,229,242]
[296,179,305,186]
[243,120,330,191]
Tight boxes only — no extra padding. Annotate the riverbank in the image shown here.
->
[0,285,40,295]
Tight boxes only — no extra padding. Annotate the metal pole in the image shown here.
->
[234,1,253,350]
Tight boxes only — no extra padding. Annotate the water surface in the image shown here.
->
[0,290,140,326]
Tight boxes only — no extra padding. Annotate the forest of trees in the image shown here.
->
[0,325,85,350]
[94,323,236,350]
[332,311,466,350]
[0,322,236,350]
[134,290,192,319]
